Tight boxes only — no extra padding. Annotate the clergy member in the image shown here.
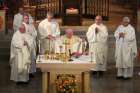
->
[13,7,24,32]
[38,12,60,54]
[86,15,108,77]
[13,7,34,32]
[22,14,37,77]
[55,28,85,57]
[114,17,137,79]
[10,24,33,84]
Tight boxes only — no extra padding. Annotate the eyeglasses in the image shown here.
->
[95,18,101,20]
[24,17,29,19]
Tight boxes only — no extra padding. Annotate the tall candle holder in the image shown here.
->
[59,45,63,61]
[48,39,51,55]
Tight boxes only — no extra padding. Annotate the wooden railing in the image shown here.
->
[83,0,109,20]
[26,0,110,20]
[28,0,61,20]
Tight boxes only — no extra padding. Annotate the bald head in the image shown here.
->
[95,15,102,25]
[19,24,26,33]
[65,29,74,38]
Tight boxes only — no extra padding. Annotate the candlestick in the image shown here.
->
[48,39,51,55]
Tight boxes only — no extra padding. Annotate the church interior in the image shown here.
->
[0,0,140,93]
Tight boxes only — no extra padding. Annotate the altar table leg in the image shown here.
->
[83,72,91,93]
[42,72,49,93]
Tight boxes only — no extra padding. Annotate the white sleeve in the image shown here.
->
[13,15,18,31]
[86,26,96,43]
[38,22,48,39]
[52,22,60,37]
[114,26,121,40]
[11,33,23,48]
[25,34,33,48]
[29,14,34,24]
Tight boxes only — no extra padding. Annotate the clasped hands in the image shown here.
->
[22,37,28,46]
[24,41,28,46]
[119,32,125,38]
[95,27,99,34]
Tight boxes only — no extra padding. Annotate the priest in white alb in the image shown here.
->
[22,14,37,76]
[10,24,33,84]
[13,7,24,32]
[86,15,108,77]
[38,12,60,54]
[114,17,137,79]
[13,7,34,32]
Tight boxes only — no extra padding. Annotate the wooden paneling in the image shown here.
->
[25,0,110,21]
[84,0,109,20]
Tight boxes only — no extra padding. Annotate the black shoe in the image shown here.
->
[16,82,23,85]
[23,81,29,84]
[16,81,29,85]
[92,71,97,75]
[98,71,104,77]
[123,77,131,80]
[92,71,98,78]
[29,73,35,78]
[116,76,123,79]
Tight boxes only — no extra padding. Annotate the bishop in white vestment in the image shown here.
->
[114,17,137,79]
[55,29,86,57]
[86,15,108,76]
[10,24,33,83]
[38,12,60,54]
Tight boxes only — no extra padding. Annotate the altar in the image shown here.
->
[36,55,95,93]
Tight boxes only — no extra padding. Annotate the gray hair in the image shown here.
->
[123,16,130,23]
[65,28,74,34]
